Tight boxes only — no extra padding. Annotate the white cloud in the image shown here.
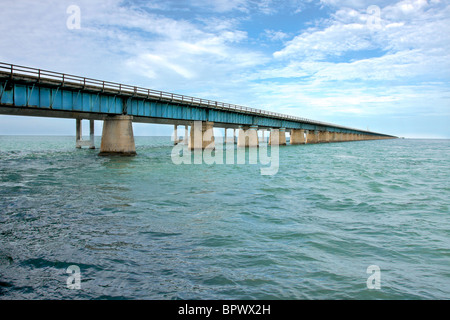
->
[0,0,448,137]
[128,54,195,79]
[242,0,450,136]
[273,22,375,60]
[261,0,450,87]
[320,0,393,9]
[0,0,268,91]
[263,29,290,41]
[275,0,450,61]
[191,0,250,12]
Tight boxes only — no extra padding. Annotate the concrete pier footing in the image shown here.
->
[76,119,95,149]
[305,130,319,144]
[290,129,306,145]
[238,125,259,147]
[98,115,136,156]
[173,125,179,145]
[92,114,393,156]
[317,131,326,143]
[184,125,189,145]
[173,125,188,145]
[269,128,287,146]
[259,128,395,145]
[188,121,215,150]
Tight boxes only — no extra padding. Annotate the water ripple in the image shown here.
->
[0,137,449,299]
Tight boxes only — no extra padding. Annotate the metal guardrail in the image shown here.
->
[0,62,380,134]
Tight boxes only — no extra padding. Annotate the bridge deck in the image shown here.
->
[0,62,395,137]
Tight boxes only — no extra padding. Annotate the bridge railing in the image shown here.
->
[0,62,377,134]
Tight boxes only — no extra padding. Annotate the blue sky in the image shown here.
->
[0,0,449,138]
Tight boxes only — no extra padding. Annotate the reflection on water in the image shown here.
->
[101,156,137,170]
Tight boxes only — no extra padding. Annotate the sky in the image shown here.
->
[0,0,449,138]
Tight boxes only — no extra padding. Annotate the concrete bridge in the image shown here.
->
[0,63,396,155]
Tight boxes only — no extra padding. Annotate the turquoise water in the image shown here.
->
[0,136,449,299]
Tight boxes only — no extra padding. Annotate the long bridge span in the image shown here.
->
[0,62,396,155]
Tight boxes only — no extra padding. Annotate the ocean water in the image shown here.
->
[0,136,449,300]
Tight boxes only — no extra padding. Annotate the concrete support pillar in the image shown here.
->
[330,132,337,143]
[280,128,287,145]
[314,130,319,143]
[268,128,279,146]
[89,120,95,149]
[317,131,329,143]
[306,130,319,144]
[317,131,324,143]
[269,128,286,146]
[76,119,81,149]
[290,129,306,145]
[76,119,95,149]
[305,130,311,144]
[188,121,215,150]
[173,125,179,145]
[330,132,336,142]
[317,131,323,143]
[184,125,189,145]
[224,128,228,144]
[99,115,136,156]
[261,130,265,143]
[233,129,237,144]
[238,125,259,148]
